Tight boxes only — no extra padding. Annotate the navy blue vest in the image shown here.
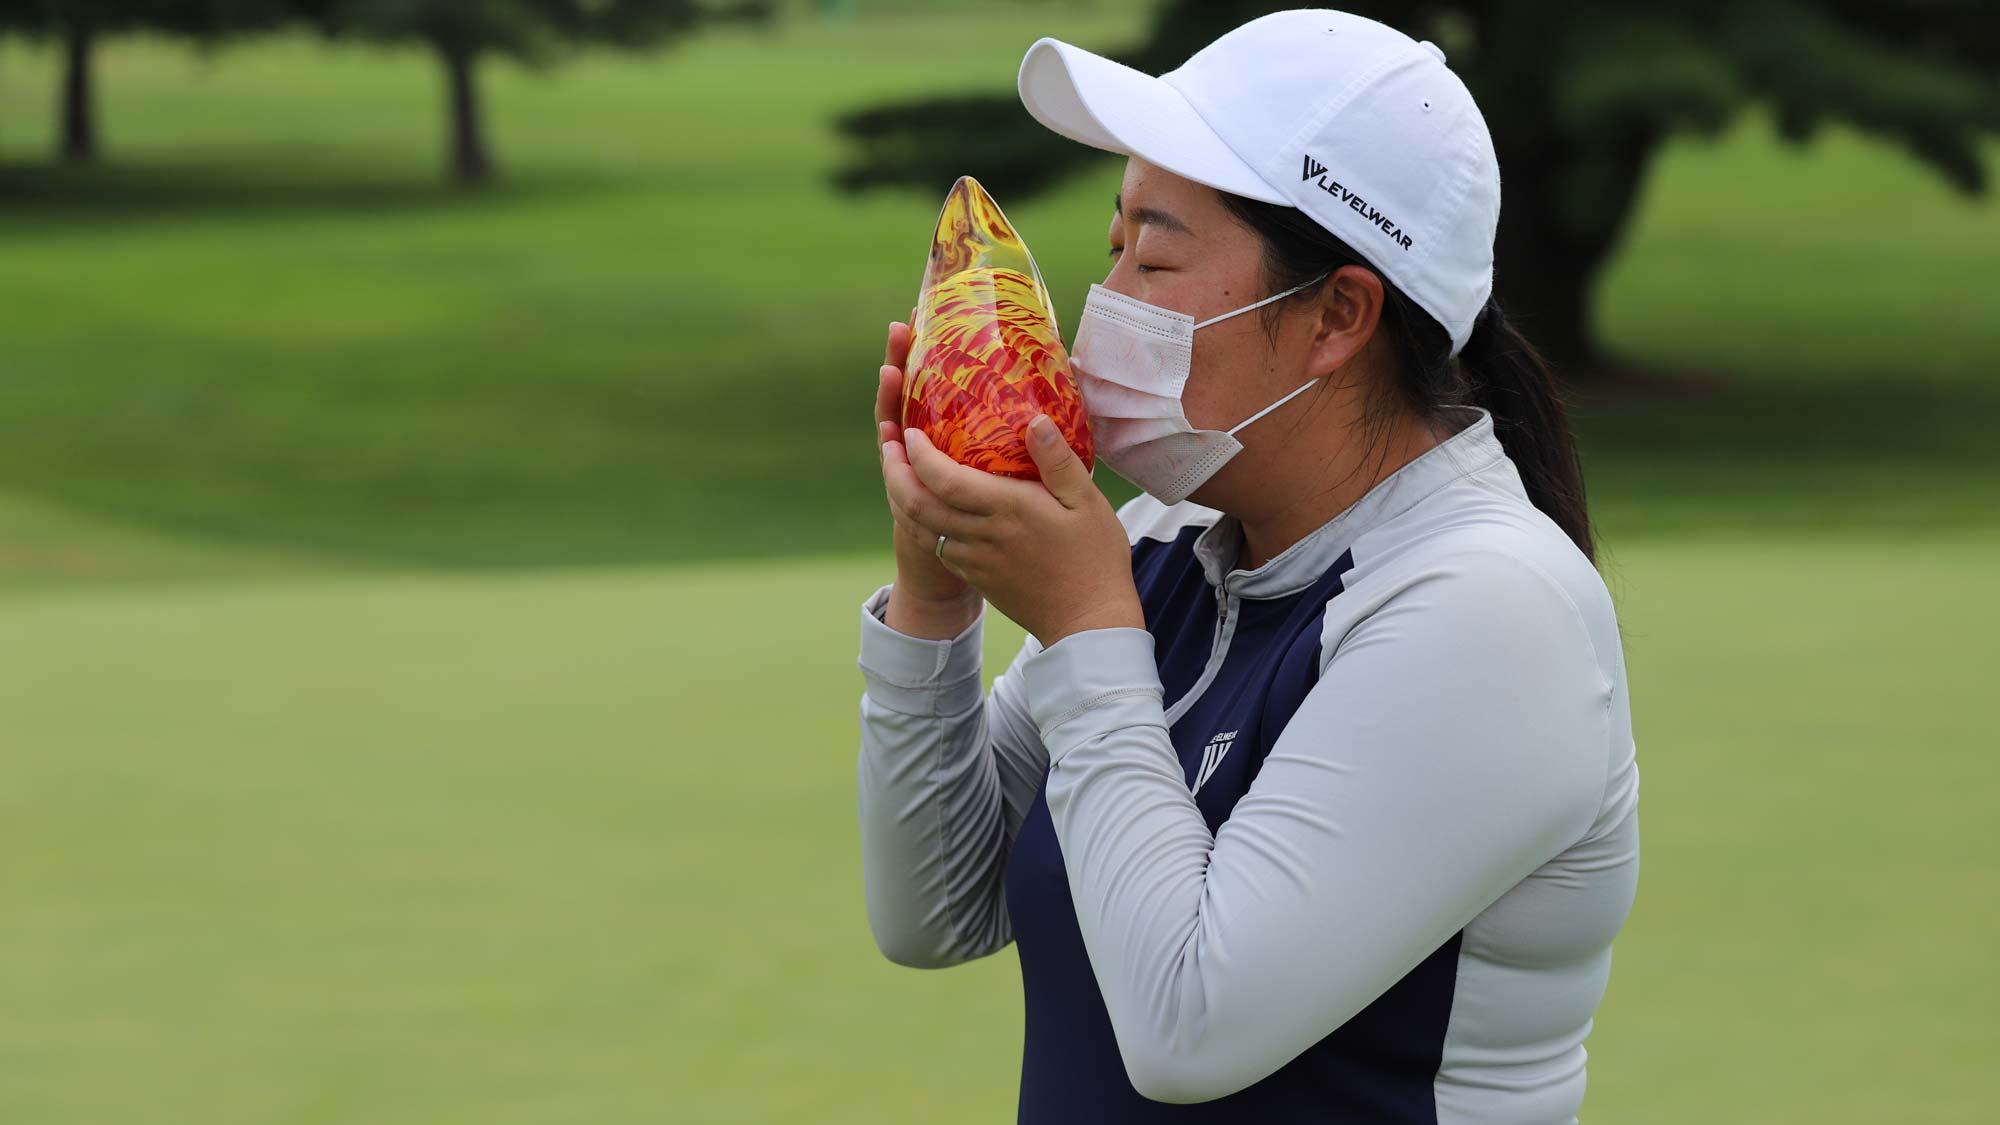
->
[1003,523,1465,1122]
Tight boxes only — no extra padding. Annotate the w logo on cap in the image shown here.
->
[1301,154,1328,181]
[1192,729,1238,796]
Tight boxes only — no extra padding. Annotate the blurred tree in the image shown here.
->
[0,2,289,163]
[0,1,116,162]
[833,0,1999,373]
[296,0,774,185]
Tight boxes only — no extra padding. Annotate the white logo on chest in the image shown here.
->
[1192,729,1239,796]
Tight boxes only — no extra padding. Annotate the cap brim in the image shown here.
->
[1017,38,1288,206]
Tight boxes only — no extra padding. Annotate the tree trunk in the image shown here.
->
[1490,125,1664,378]
[58,19,97,164]
[441,42,493,185]
[1492,209,1599,371]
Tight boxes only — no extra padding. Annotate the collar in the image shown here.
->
[1191,405,1511,598]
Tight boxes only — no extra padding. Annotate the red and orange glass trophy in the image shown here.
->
[902,176,1093,480]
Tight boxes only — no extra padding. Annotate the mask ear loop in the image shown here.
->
[1192,269,1332,330]
[1225,375,1321,437]
[1194,269,1334,436]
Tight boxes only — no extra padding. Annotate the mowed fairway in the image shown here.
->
[2,536,1995,1124]
[2,0,1998,1120]
[1,5,1996,580]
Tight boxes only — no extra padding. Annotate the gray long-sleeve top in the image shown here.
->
[855,406,1641,1123]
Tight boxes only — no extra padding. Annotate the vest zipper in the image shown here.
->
[1165,579,1238,727]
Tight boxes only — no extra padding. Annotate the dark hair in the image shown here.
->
[1213,190,1595,564]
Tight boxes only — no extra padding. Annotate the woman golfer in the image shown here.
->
[856,10,1640,1122]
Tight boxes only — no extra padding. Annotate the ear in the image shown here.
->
[1309,265,1383,378]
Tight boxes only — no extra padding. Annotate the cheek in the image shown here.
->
[1183,327,1266,430]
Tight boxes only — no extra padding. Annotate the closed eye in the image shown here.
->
[1106,246,1158,273]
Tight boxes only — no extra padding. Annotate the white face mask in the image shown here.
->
[1069,271,1331,505]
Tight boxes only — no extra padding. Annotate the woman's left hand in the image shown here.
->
[879,414,1144,648]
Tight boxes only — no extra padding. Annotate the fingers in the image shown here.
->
[876,313,915,432]
[875,364,904,432]
[883,316,912,369]
[1025,414,1097,510]
[881,436,985,540]
[903,427,1008,516]
[886,318,914,372]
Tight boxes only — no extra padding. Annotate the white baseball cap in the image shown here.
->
[1017,8,1500,358]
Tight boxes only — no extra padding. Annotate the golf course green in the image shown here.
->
[2,2,1995,1120]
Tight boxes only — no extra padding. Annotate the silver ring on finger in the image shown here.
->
[935,533,948,559]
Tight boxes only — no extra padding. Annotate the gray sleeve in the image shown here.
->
[1014,550,1612,1104]
[854,582,1050,969]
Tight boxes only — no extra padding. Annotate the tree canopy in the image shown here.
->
[0,1,293,160]
[0,0,774,176]
[293,0,773,182]
[833,0,1999,371]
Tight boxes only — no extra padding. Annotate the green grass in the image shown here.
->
[0,3,1159,580]
[0,4,1997,1121]
[1,538,1993,1123]
[1,6,1995,586]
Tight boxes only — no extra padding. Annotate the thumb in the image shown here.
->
[1026,414,1093,508]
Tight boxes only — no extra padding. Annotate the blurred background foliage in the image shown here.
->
[1,0,1994,580]
[0,2,1995,1122]
[838,0,1999,367]
[0,0,778,175]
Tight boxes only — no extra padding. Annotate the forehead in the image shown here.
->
[1112,192,1194,237]
[1111,157,1209,236]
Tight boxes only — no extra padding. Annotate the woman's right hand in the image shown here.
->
[876,308,983,638]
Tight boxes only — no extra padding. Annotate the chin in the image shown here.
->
[1177,481,1232,515]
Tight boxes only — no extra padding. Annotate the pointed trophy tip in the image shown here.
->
[905,174,1085,478]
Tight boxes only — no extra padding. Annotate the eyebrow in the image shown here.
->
[1114,192,1194,237]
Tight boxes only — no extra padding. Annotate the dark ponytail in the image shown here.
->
[1213,190,1597,564]
[1455,298,1594,562]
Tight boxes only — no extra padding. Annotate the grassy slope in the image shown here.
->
[1,3,1996,1121]
[2,540,1994,1123]
[0,5,1157,580]
[2,5,1995,587]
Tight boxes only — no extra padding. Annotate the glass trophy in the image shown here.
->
[903,176,1093,480]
